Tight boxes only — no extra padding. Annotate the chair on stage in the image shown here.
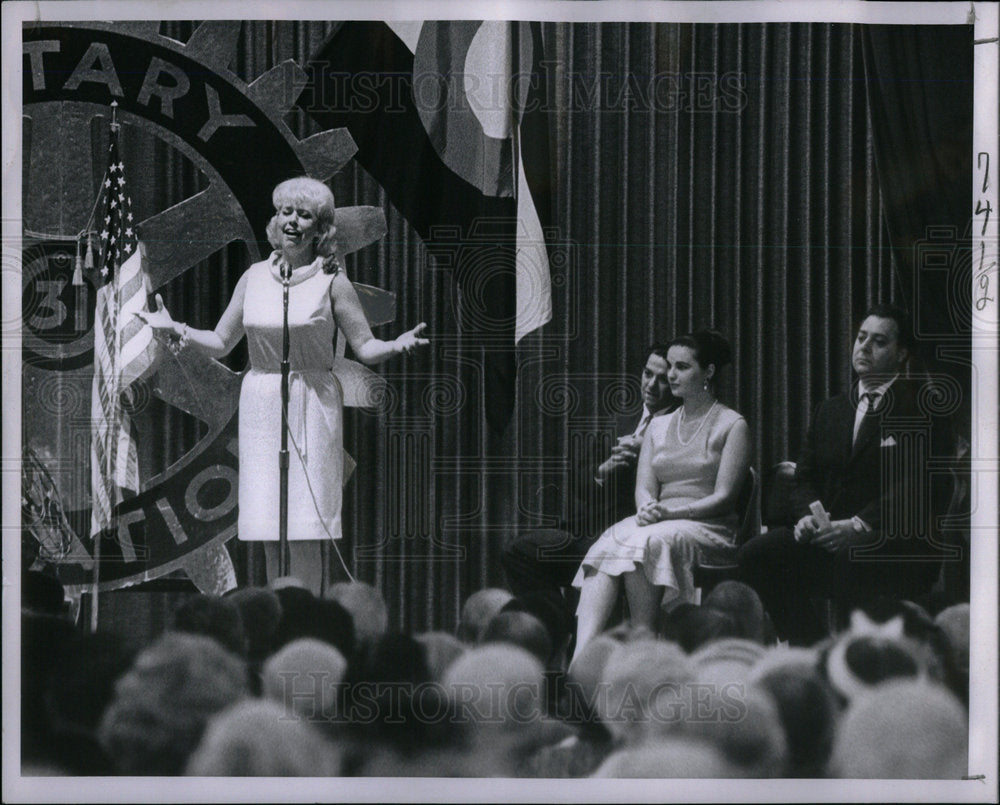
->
[691,464,768,601]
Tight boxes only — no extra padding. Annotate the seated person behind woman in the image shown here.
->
[571,331,750,658]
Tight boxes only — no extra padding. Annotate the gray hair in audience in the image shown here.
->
[98,632,248,775]
[261,638,347,723]
[673,686,788,777]
[690,638,766,688]
[566,634,621,721]
[325,581,389,648]
[442,644,549,775]
[830,680,968,778]
[186,700,341,776]
[597,639,692,746]
[592,737,740,778]
[934,603,970,677]
[480,610,552,667]
[456,588,514,644]
[414,631,466,681]
[444,643,546,725]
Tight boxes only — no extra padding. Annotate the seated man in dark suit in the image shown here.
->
[737,305,954,646]
[502,345,678,605]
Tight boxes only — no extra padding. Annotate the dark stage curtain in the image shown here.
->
[860,24,974,435]
[131,21,967,634]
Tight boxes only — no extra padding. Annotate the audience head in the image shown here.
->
[935,603,970,703]
[22,570,68,617]
[186,700,342,776]
[44,630,138,729]
[593,737,740,778]
[749,652,838,778]
[853,598,952,685]
[272,586,355,659]
[349,631,432,688]
[341,632,465,770]
[597,639,692,746]
[690,638,766,688]
[225,586,282,661]
[171,594,247,658]
[457,588,514,644]
[35,629,137,774]
[339,630,444,764]
[661,603,741,653]
[444,643,546,721]
[98,632,248,775]
[501,591,573,670]
[325,581,389,650]
[667,330,733,396]
[676,685,788,778]
[270,575,308,591]
[830,680,967,778]
[272,585,317,646]
[703,581,767,644]
[481,610,552,668]
[342,682,467,777]
[822,616,924,705]
[566,634,621,726]
[443,644,552,775]
[21,612,79,765]
[414,631,466,681]
[262,638,347,724]
[935,603,969,670]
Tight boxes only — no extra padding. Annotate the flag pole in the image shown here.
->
[90,101,122,632]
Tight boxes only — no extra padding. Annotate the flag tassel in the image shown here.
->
[72,237,85,286]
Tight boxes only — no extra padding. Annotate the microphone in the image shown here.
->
[280,260,292,283]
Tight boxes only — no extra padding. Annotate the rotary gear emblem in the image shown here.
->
[22,21,394,592]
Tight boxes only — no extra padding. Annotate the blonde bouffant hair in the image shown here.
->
[265,177,340,272]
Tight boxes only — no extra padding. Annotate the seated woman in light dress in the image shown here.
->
[571,331,750,658]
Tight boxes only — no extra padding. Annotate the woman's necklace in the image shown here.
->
[675,399,718,447]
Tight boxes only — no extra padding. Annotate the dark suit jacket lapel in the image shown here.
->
[850,380,908,461]
[827,394,858,465]
[616,411,642,439]
[617,405,671,439]
[851,407,881,460]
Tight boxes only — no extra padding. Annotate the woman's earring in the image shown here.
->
[703,379,709,391]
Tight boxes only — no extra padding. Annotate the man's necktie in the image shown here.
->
[853,392,880,444]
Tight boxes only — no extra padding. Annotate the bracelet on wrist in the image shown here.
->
[168,323,189,355]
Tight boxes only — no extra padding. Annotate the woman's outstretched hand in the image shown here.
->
[395,322,430,355]
[133,293,177,337]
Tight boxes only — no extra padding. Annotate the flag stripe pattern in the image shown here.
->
[90,122,157,538]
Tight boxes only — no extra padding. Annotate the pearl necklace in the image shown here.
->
[675,400,718,446]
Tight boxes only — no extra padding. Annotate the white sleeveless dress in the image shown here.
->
[237,255,348,542]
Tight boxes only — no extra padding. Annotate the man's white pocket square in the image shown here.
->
[880,436,897,447]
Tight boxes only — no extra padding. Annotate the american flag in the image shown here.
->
[89,118,160,538]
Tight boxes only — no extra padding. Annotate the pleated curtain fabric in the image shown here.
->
[131,21,965,634]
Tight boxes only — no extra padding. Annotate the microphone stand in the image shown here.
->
[278,262,291,576]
